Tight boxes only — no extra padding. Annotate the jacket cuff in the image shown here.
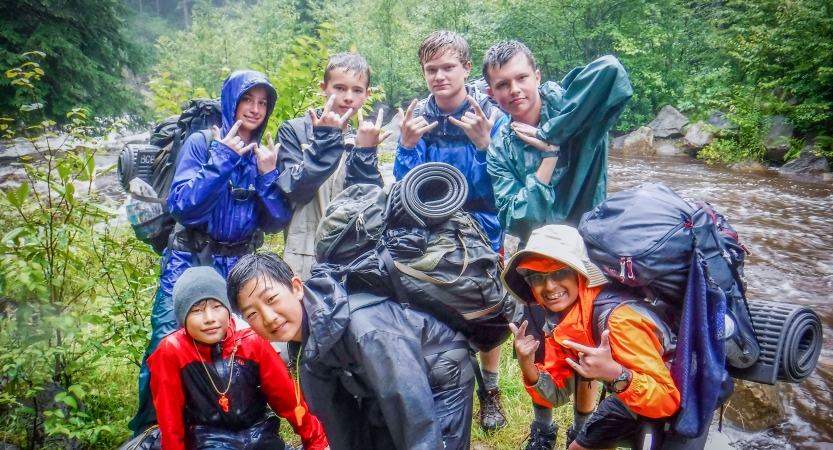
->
[213,141,243,166]
[255,168,280,192]
[397,142,418,153]
[352,146,378,154]
[526,172,554,190]
[312,126,342,138]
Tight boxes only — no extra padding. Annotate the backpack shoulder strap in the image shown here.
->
[591,284,643,346]
[347,292,389,314]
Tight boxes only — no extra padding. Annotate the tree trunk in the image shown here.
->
[183,0,190,32]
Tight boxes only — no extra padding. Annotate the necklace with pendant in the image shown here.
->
[292,343,306,426]
[193,337,237,413]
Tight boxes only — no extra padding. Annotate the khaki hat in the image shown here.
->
[502,225,608,304]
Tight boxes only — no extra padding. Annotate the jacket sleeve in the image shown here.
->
[148,337,186,450]
[345,146,383,187]
[254,169,291,233]
[255,339,328,450]
[276,121,346,208]
[393,139,427,181]
[487,138,555,239]
[300,361,363,450]
[522,336,575,408]
[357,329,443,450]
[167,136,242,227]
[607,306,681,418]
[537,55,633,146]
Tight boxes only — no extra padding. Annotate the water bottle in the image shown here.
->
[126,178,164,226]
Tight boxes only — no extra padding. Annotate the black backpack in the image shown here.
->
[577,182,760,369]
[118,99,222,253]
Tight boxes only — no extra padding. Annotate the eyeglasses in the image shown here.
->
[228,180,257,201]
[524,267,576,288]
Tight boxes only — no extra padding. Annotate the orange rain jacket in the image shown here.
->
[524,279,681,419]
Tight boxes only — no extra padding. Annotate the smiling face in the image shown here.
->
[237,274,305,343]
[528,268,581,313]
[320,68,370,117]
[422,50,471,103]
[185,299,230,345]
[235,85,269,138]
[485,53,542,125]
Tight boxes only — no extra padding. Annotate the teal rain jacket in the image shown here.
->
[487,55,633,243]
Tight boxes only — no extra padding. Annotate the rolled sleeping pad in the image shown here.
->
[387,162,469,228]
[727,300,823,384]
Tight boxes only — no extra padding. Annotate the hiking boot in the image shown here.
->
[523,422,558,450]
[477,388,507,430]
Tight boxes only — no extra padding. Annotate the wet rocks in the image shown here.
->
[724,381,786,431]
[763,116,794,162]
[780,147,831,174]
[684,122,714,151]
[622,127,655,156]
[705,111,737,130]
[610,134,627,151]
[647,105,689,139]
[654,140,679,156]
[729,160,771,174]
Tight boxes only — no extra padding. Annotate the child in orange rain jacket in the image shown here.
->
[503,225,710,450]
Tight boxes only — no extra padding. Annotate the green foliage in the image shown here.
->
[0,0,150,123]
[0,54,156,449]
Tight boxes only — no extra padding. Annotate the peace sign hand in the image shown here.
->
[355,108,393,148]
[448,95,500,150]
[511,122,560,153]
[398,99,438,149]
[562,330,623,382]
[212,120,258,156]
[509,321,542,384]
[254,132,280,174]
[309,94,354,132]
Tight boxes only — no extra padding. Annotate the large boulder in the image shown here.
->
[647,105,689,138]
[610,133,627,151]
[653,139,679,156]
[763,116,794,161]
[724,381,786,431]
[780,147,831,174]
[729,160,771,174]
[705,111,737,130]
[622,127,655,156]
[684,122,714,151]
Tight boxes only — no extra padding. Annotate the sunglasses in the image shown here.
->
[228,180,257,201]
[524,267,576,288]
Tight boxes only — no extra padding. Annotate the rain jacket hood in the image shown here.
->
[221,70,277,144]
[299,269,352,359]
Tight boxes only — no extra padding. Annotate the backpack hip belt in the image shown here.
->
[171,227,264,257]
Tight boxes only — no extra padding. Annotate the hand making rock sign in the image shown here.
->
[398,98,439,149]
[562,330,625,383]
[309,94,355,132]
[212,119,260,156]
[355,108,393,148]
[509,320,543,385]
[447,95,500,151]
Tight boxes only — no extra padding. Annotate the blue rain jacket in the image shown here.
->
[394,86,508,252]
[160,70,290,294]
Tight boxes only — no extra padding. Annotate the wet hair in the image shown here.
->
[481,40,537,85]
[419,30,471,68]
[226,252,295,314]
[324,52,371,88]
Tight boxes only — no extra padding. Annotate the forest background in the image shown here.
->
[0,0,831,449]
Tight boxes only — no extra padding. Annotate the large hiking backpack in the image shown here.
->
[324,212,510,352]
[577,183,760,368]
[118,99,222,253]
[315,183,388,264]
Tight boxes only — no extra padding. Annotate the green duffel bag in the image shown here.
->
[315,183,388,265]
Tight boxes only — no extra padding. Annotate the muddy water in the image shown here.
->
[606,153,833,449]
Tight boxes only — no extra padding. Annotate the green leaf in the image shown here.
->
[2,227,26,244]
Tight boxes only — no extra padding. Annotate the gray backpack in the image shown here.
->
[315,183,388,265]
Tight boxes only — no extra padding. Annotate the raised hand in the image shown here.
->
[254,132,280,174]
[562,330,623,382]
[212,120,258,156]
[355,108,393,148]
[509,321,541,384]
[511,122,560,153]
[448,95,500,150]
[398,98,438,149]
[309,94,354,131]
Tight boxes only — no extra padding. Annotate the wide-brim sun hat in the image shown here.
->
[502,225,608,305]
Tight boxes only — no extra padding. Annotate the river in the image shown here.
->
[605,153,833,449]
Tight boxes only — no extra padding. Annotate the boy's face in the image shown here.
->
[235,85,269,134]
[486,53,541,121]
[185,299,230,345]
[422,51,471,100]
[527,267,580,313]
[237,275,305,343]
[320,69,371,117]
